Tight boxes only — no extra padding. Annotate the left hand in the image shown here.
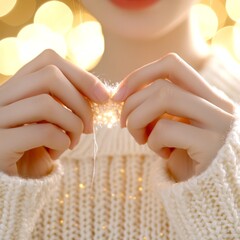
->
[113,53,235,182]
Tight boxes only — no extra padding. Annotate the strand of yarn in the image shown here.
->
[91,125,99,189]
[90,82,123,187]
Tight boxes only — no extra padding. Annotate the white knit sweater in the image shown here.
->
[0,53,240,240]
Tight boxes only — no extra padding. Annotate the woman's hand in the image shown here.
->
[113,53,235,182]
[0,49,109,178]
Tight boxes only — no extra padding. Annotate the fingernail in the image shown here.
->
[112,85,127,102]
[94,84,109,103]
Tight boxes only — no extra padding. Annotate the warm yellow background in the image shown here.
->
[0,0,239,83]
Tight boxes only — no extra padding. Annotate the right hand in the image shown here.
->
[0,49,109,178]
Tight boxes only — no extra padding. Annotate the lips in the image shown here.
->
[110,0,158,10]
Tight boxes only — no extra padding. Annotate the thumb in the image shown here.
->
[167,149,198,182]
[17,147,53,178]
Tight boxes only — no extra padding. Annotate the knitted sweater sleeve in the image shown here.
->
[0,161,63,240]
[151,106,240,240]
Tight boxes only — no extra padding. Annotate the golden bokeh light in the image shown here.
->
[1,0,240,73]
[0,0,36,26]
[233,24,240,60]
[66,21,104,70]
[200,0,227,28]
[226,0,240,22]
[191,4,218,40]
[0,0,17,17]
[34,1,73,34]
[17,23,67,64]
[211,26,236,58]
[0,37,22,76]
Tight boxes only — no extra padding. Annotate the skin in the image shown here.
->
[81,0,209,83]
[0,49,109,178]
[0,0,235,181]
[112,53,234,180]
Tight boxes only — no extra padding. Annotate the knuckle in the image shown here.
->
[35,94,55,115]
[40,124,70,149]
[42,65,62,86]
[40,49,59,62]
[165,52,181,63]
[41,123,58,139]
[155,81,173,103]
[43,64,61,77]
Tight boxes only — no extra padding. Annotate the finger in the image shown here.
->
[9,49,109,103]
[113,53,233,113]
[120,81,152,127]
[7,123,71,159]
[0,94,83,149]
[0,65,93,133]
[167,149,197,182]
[124,81,232,139]
[121,80,190,127]
[147,119,221,170]
[16,147,54,178]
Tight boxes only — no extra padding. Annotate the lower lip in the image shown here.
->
[110,0,158,10]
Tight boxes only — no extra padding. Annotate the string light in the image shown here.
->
[91,83,123,128]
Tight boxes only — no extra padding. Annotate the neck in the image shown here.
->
[92,15,210,83]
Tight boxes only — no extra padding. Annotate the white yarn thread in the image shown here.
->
[90,82,123,188]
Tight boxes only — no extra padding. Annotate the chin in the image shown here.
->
[81,0,193,40]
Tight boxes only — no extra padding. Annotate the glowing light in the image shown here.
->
[226,0,240,22]
[66,21,104,70]
[211,26,236,58]
[0,74,9,85]
[79,183,85,189]
[0,37,22,76]
[91,84,123,128]
[1,0,36,26]
[34,1,73,34]
[191,4,218,40]
[17,24,67,64]
[0,0,17,17]
[233,24,240,60]
[200,0,227,29]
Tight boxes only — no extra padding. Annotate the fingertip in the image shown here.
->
[49,149,63,160]
[94,82,110,103]
[134,135,147,145]
[159,147,171,159]
[112,85,127,102]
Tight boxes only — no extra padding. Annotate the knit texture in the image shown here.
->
[0,53,240,240]
[151,106,240,239]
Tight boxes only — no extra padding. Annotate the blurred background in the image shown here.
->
[0,0,240,83]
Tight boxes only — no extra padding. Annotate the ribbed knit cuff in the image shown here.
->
[151,106,240,240]
[0,161,63,240]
